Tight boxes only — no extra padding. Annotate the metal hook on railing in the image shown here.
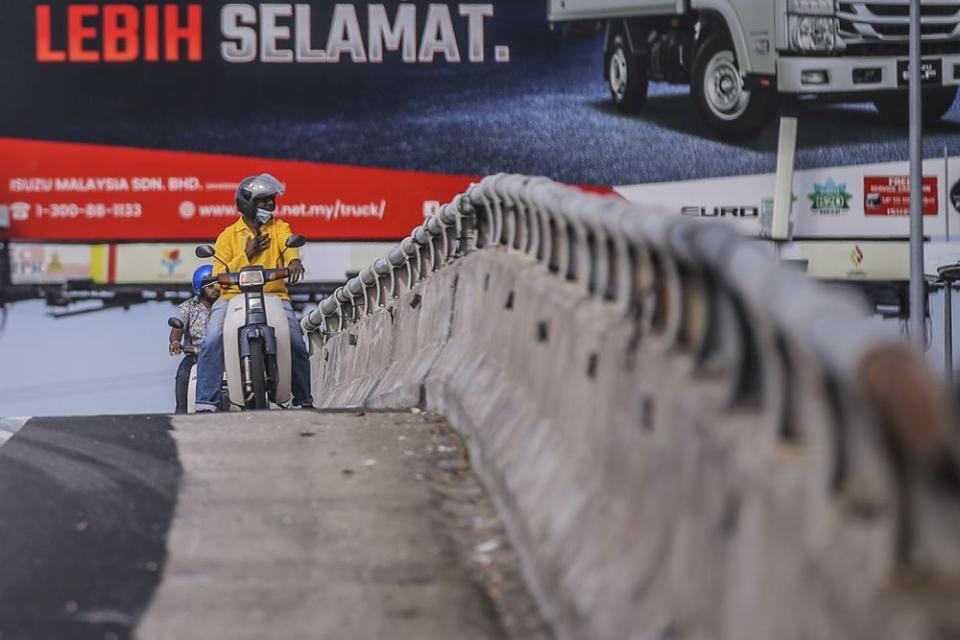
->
[343,277,364,323]
[456,192,480,255]
[425,213,446,270]
[358,265,378,317]
[387,245,407,299]
[436,201,460,262]
[331,286,350,333]
[400,236,419,288]
[521,177,552,261]
[620,208,683,343]
[527,180,559,268]
[412,225,431,277]
[537,188,569,276]
[575,195,614,302]
[685,222,749,375]
[501,174,530,252]
[483,174,508,246]
[717,240,788,420]
[558,190,592,290]
[469,177,499,248]
[372,257,390,308]
[597,199,632,311]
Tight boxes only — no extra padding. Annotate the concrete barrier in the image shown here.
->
[304,175,960,640]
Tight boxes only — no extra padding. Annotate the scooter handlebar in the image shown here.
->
[217,268,289,288]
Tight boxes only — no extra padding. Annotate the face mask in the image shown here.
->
[255,209,273,225]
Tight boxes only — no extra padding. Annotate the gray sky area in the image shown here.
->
[0,301,179,417]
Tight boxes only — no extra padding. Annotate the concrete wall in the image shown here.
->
[306,176,960,640]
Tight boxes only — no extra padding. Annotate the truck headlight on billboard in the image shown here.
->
[789,16,841,52]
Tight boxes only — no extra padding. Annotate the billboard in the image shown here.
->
[1,1,958,244]
[2,138,472,241]
[0,1,570,242]
[616,156,960,240]
[8,241,394,285]
[8,243,101,285]
[110,240,397,284]
[863,176,939,217]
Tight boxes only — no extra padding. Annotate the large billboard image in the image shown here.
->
[2,0,959,245]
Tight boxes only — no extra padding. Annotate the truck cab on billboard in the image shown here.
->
[548,0,960,139]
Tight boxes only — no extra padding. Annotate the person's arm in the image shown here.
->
[169,305,189,354]
[277,221,305,282]
[168,326,183,355]
[213,228,250,276]
[212,230,229,277]
[246,230,271,263]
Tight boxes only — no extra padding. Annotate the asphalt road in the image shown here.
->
[0,410,547,640]
[2,42,957,187]
[0,415,180,640]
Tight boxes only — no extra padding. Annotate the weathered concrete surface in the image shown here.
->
[312,248,960,640]
[136,410,547,640]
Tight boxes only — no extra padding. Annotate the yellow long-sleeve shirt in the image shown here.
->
[212,217,301,302]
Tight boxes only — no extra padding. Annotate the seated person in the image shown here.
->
[169,264,220,414]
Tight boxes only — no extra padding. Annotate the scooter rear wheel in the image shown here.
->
[248,339,269,410]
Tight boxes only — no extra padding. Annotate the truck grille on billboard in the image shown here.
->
[837,2,960,54]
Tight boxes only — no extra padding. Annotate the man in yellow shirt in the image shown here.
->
[195,173,313,411]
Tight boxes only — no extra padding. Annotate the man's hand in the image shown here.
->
[288,259,305,284]
[245,232,271,261]
[169,340,182,356]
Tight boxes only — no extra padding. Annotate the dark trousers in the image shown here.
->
[174,354,197,414]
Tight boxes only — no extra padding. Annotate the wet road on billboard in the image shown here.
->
[0,411,546,640]
[2,40,958,187]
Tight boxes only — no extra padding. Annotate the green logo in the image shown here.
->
[808,178,851,215]
[761,193,798,217]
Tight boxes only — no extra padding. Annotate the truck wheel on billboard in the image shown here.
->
[607,35,648,114]
[873,87,959,126]
[691,33,773,139]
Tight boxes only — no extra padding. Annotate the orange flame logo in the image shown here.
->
[849,245,864,268]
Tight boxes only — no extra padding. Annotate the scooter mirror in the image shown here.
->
[168,317,185,330]
[285,235,306,249]
[195,245,215,259]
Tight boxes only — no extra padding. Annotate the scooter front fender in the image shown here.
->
[223,294,292,407]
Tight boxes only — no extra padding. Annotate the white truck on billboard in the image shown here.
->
[548,0,960,138]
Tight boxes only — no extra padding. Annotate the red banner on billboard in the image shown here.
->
[863,175,939,216]
[0,137,475,241]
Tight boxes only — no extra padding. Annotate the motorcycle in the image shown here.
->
[195,235,306,410]
[166,319,231,414]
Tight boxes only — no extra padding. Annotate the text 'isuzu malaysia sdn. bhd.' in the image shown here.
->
[548,0,960,139]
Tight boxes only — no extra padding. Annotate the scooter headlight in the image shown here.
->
[239,270,265,287]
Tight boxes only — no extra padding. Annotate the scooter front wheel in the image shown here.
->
[247,338,270,410]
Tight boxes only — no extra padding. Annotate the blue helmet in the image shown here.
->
[192,264,215,294]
